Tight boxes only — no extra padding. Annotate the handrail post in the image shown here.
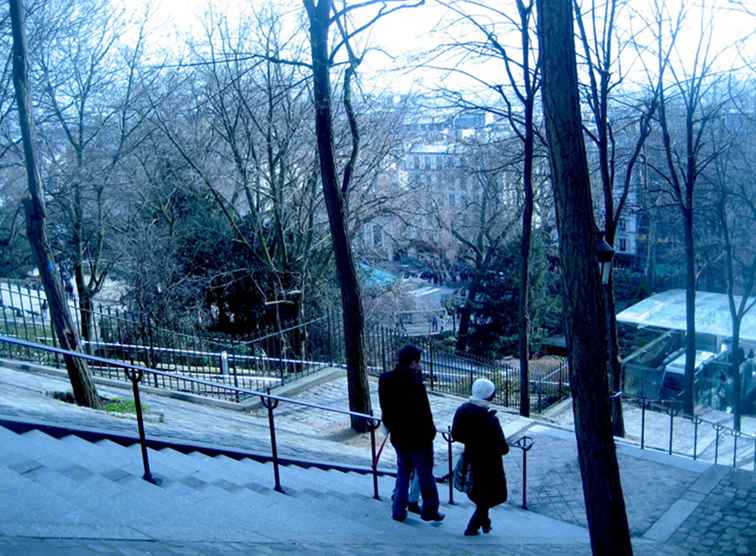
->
[368,414,380,500]
[667,403,678,456]
[261,389,283,493]
[640,398,646,450]
[505,367,510,407]
[512,435,534,510]
[693,416,700,460]
[732,432,738,468]
[441,426,454,505]
[325,310,332,366]
[231,351,239,403]
[429,344,435,390]
[220,350,229,376]
[713,423,723,465]
[125,368,156,484]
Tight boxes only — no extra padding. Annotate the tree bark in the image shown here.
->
[536,1,632,554]
[518,87,535,418]
[455,274,480,353]
[304,0,371,432]
[605,276,625,434]
[9,0,101,409]
[74,265,94,352]
[682,208,696,415]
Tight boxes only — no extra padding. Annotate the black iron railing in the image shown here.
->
[0,282,334,400]
[0,333,538,504]
[1,279,568,414]
[440,424,535,511]
[619,394,756,471]
[350,315,568,413]
[0,334,380,495]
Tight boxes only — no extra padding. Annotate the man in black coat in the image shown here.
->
[379,344,444,523]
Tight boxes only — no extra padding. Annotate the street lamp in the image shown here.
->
[596,235,615,285]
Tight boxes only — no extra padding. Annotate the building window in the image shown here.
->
[619,218,627,231]
[619,237,627,252]
[424,157,430,170]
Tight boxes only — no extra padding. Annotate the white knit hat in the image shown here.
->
[471,378,496,401]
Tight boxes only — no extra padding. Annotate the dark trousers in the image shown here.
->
[392,444,439,520]
[466,504,491,533]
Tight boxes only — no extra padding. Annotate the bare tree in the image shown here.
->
[649,0,726,415]
[9,0,101,408]
[302,0,422,431]
[536,0,631,552]
[31,0,150,349]
[425,0,542,414]
[573,0,664,435]
[708,87,756,431]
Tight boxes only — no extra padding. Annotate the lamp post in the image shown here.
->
[596,235,615,285]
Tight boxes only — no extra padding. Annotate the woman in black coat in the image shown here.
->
[451,378,509,536]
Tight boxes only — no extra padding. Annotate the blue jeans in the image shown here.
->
[392,444,439,520]
[394,469,420,504]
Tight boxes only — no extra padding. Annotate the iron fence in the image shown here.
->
[0,280,332,399]
[1,279,568,413]
[0,333,539,504]
[330,309,568,413]
[620,395,755,471]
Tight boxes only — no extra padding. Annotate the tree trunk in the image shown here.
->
[75,270,94,352]
[731,328,742,432]
[536,1,632,554]
[518,134,534,417]
[605,275,625,436]
[305,0,371,432]
[9,0,101,409]
[682,209,696,416]
[455,275,480,354]
[645,214,657,292]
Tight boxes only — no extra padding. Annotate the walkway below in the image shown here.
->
[0,362,754,555]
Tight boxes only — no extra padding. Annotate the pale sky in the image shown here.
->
[138,0,755,96]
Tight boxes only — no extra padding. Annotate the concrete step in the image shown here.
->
[58,436,200,497]
[178,482,384,543]
[0,465,147,540]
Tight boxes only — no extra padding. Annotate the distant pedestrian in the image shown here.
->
[431,315,438,333]
[452,378,509,536]
[743,350,756,413]
[379,345,444,523]
[717,372,729,411]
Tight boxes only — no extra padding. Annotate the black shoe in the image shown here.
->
[407,502,421,515]
[481,518,492,534]
[464,528,480,536]
[392,512,407,523]
[421,511,446,522]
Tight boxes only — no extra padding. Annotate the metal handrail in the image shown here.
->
[1,333,537,502]
[0,334,374,421]
[0,333,383,495]
[618,393,756,471]
[232,316,327,346]
[441,426,534,510]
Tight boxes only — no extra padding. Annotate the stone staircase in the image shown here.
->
[0,422,589,547]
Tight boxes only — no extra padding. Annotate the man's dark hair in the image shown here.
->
[397,344,422,367]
